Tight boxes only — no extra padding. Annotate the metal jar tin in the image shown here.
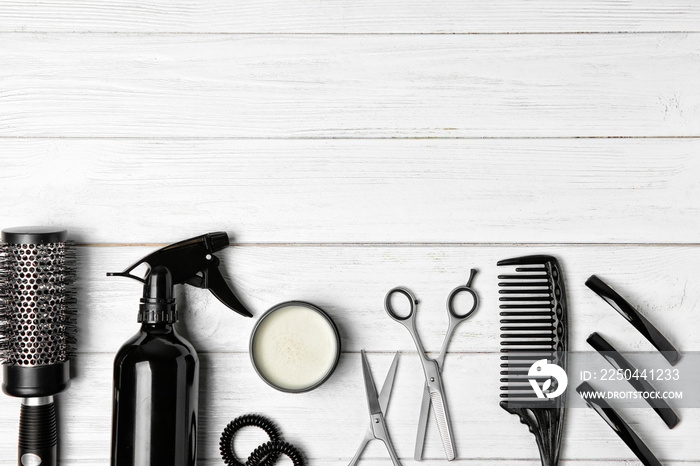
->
[249,301,341,393]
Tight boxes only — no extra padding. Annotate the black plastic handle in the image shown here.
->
[587,332,680,429]
[446,286,478,319]
[577,382,662,466]
[586,275,680,365]
[18,400,57,466]
[107,232,253,318]
[205,266,253,317]
[384,287,418,322]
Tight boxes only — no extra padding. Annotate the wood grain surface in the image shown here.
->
[0,0,698,33]
[0,34,698,138]
[0,139,698,244]
[0,0,698,464]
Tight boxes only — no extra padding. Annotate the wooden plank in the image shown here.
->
[0,34,698,138]
[1,139,699,244]
[0,353,695,462]
[0,0,698,33]
[53,244,700,353]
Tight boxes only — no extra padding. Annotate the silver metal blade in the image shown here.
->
[378,352,400,413]
[414,384,431,460]
[430,390,456,460]
[361,350,382,415]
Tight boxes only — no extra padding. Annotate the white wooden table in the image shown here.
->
[1,1,698,464]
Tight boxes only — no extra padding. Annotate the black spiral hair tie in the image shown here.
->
[220,414,282,466]
[246,440,305,466]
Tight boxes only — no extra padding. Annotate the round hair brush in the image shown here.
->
[0,227,76,466]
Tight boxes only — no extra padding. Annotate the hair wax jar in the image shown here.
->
[250,301,340,393]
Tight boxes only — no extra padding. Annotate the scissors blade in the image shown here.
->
[378,352,400,413]
[414,383,431,460]
[361,350,382,415]
[430,388,456,460]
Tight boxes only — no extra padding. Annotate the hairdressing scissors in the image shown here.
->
[384,269,479,461]
[349,351,401,466]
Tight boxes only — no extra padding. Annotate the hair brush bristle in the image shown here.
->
[0,242,9,359]
[0,241,77,366]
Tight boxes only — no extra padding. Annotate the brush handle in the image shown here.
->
[18,398,57,466]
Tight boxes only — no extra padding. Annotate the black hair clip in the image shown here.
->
[577,382,662,466]
[586,275,680,365]
[587,332,680,429]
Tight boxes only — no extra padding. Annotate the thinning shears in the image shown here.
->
[384,269,479,461]
[349,351,401,466]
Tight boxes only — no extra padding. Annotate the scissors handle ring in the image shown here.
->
[384,287,417,322]
[446,285,478,319]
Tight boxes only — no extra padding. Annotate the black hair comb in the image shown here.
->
[498,255,568,466]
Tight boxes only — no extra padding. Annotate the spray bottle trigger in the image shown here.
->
[185,271,206,289]
[107,232,253,319]
[205,267,253,317]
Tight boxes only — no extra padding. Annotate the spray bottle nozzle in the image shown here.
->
[107,232,253,322]
[209,232,230,253]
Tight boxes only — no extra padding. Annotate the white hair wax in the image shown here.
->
[250,302,340,392]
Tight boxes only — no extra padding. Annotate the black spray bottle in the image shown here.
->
[107,233,252,466]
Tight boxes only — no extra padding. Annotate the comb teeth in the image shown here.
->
[499,296,553,302]
[500,325,552,331]
[498,282,550,288]
[498,274,548,280]
[499,289,552,295]
[499,311,553,317]
[498,255,567,403]
[501,312,554,324]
